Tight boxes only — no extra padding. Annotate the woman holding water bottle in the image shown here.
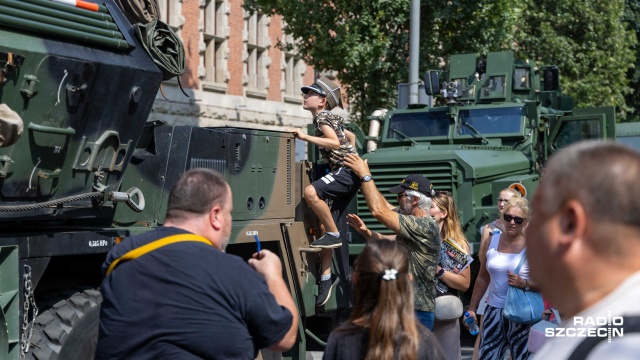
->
[464,311,479,335]
[472,187,522,360]
[466,197,535,360]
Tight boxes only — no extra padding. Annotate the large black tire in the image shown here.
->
[28,289,102,360]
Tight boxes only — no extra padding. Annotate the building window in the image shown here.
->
[203,0,229,90]
[244,12,270,97]
[281,29,306,104]
[157,0,184,31]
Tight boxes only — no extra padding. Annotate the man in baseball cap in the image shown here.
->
[344,153,441,331]
[388,174,435,198]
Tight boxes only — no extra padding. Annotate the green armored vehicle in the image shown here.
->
[0,1,343,359]
[353,50,638,253]
[4,4,635,358]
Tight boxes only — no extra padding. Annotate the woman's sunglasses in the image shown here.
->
[503,214,525,225]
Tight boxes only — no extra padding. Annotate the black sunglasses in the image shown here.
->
[503,214,525,224]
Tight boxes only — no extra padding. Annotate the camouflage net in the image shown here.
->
[114,0,159,25]
[134,19,185,81]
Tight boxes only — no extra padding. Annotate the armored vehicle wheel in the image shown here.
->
[28,289,102,360]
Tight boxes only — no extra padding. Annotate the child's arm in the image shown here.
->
[344,129,356,147]
[290,124,340,150]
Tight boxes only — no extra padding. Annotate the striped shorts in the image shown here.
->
[479,304,532,360]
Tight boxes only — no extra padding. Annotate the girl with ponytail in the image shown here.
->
[323,240,443,360]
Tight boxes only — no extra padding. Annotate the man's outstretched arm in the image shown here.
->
[344,153,401,234]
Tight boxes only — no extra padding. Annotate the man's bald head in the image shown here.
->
[527,141,640,318]
[534,141,640,254]
[166,169,229,222]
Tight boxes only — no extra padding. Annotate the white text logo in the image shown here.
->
[545,312,623,342]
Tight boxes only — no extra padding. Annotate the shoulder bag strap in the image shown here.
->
[488,231,500,250]
[106,234,212,276]
[513,249,527,275]
[568,315,640,360]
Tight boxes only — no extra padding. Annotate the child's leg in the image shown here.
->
[305,184,342,249]
[306,168,359,305]
[316,225,332,277]
[321,248,332,277]
[304,184,338,233]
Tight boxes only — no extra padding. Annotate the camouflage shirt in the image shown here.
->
[397,214,442,312]
[314,111,356,171]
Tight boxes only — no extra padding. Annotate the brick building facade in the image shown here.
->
[149,0,349,132]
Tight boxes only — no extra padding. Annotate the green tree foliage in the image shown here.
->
[245,0,518,124]
[622,0,640,121]
[514,0,637,120]
[247,0,637,123]
[244,0,412,124]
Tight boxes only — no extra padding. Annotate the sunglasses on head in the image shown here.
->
[503,214,525,224]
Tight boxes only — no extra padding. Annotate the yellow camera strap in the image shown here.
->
[106,234,212,276]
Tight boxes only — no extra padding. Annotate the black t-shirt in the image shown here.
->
[96,227,292,360]
[323,323,444,360]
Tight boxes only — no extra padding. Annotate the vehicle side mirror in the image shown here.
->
[424,70,441,96]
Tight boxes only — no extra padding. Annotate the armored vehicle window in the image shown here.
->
[514,68,530,89]
[458,107,523,136]
[386,110,449,139]
[554,119,603,149]
[481,75,506,99]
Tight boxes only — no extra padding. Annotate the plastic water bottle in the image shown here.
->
[464,311,479,336]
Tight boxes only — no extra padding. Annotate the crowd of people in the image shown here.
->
[94,72,640,360]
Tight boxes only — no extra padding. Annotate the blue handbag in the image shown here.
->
[503,250,544,324]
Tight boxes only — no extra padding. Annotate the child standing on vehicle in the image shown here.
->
[290,76,360,306]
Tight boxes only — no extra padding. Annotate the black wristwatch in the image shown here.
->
[361,174,372,182]
[436,268,445,279]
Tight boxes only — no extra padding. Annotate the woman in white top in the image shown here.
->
[466,197,535,360]
[472,188,522,360]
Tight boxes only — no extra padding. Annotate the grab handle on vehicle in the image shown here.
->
[28,122,76,135]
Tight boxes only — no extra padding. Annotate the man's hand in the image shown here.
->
[346,214,367,233]
[288,128,306,141]
[249,250,298,352]
[344,153,370,178]
[248,250,283,281]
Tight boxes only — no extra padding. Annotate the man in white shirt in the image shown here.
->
[527,141,640,359]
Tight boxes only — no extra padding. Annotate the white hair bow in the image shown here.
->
[382,269,398,281]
